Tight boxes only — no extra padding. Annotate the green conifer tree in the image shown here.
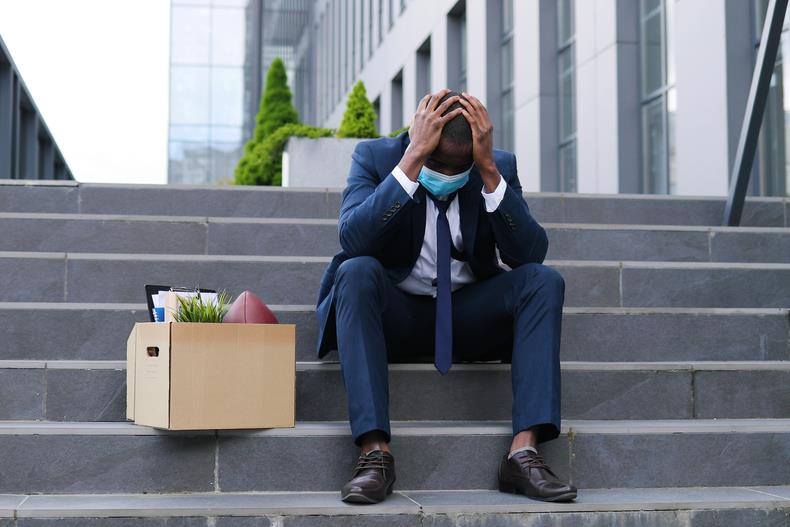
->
[254,57,299,141]
[235,57,299,184]
[336,81,379,138]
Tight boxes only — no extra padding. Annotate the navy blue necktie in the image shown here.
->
[426,190,457,375]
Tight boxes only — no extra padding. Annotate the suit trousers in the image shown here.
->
[333,255,565,447]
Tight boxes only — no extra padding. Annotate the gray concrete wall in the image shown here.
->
[282,136,365,189]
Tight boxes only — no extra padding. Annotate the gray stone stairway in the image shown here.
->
[0,180,789,526]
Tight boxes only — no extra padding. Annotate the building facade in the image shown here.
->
[168,0,789,198]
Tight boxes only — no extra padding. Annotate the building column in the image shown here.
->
[674,0,730,196]
[431,17,448,91]
[575,0,621,194]
[724,0,756,192]
[514,0,557,192]
[402,52,418,124]
[465,0,489,102]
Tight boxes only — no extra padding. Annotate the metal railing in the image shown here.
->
[724,0,788,225]
[0,33,73,181]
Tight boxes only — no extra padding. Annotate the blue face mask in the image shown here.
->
[417,163,474,197]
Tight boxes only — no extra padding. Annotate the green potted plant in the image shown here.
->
[171,290,233,323]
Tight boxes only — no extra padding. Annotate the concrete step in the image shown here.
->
[2,360,788,423]
[1,180,786,226]
[1,486,789,526]
[3,252,790,307]
[3,212,790,262]
[0,419,787,494]
[1,303,787,363]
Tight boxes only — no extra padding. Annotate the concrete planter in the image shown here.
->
[282,136,366,188]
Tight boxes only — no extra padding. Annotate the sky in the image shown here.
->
[0,0,170,184]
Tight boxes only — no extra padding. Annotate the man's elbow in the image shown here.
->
[338,219,372,257]
[531,226,549,263]
[516,225,548,265]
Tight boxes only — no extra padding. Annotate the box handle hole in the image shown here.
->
[146,346,160,357]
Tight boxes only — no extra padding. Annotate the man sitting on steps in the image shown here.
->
[314,88,576,504]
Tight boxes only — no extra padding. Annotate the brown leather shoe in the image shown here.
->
[340,449,396,504]
[498,449,577,502]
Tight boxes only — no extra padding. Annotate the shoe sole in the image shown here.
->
[341,480,395,504]
[498,481,577,502]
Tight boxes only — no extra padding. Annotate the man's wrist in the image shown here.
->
[477,158,498,178]
[399,144,429,181]
[478,160,500,193]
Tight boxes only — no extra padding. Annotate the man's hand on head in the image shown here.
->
[458,93,501,192]
[398,89,464,182]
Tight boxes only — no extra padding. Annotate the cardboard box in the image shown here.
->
[126,322,295,430]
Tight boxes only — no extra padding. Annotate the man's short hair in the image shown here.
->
[437,90,472,145]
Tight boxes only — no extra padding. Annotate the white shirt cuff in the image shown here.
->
[391,165,419,198]
[481,174,507,212]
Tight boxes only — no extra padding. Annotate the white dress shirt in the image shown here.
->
[391,165,508,297]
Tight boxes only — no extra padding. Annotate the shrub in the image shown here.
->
[236,124,334,186]
[235,58,299,184]
[337,81,379,138]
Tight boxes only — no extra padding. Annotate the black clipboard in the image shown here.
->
[144,284,217,322]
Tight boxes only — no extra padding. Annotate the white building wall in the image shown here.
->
[312,0,749,197]
[324,0,458,132]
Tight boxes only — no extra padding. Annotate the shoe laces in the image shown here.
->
[514,451,557,477]
[353,450,391,475]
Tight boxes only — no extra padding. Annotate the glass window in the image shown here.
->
[639,0,675,194]
[641,4,663,97]
[501,90,514,151]
[211,126,242,144]
[211,0,249,6]
[557,0,576,192]
[416,39,431,104]
[642,96,667,193]
[459,14,467,91]
[500,0,514,151]
[369,0,374,58]
[170,66,210,124]
[502,0,514,35]
[559,142,577,193]
[171,7,211,65]
[211,7,245,66]
[360,0,366,67]
[378,0,383,44]
[753,0,790,196]
[210,141,243,182]
[169,142,210,184]
[373,96,381,133]
[211,67,244,126]
[169,125,210,142]
[352,0,357,75]
[559,47,575,140]
[501,34,513,89]
[558,0,574,44]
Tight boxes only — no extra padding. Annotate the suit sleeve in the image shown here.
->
[338,141,418,256]
[486,153,548,267]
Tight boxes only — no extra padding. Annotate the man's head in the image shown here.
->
[423,90,474,175]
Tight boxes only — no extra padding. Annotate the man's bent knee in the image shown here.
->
[513,263,565,297]
[336,256,386,282]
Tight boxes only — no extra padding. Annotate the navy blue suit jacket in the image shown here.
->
[314,131,548,359]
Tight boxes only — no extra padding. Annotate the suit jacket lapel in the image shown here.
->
[458,166,482,258]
